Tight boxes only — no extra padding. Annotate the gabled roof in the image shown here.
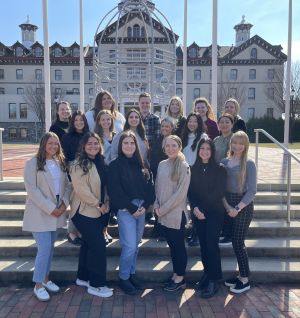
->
[31,41,43,48]
[11,41,28,50]
[50,42,65,50]
[70,42,80,48]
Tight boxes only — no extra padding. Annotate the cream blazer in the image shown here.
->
[22,157,71,232]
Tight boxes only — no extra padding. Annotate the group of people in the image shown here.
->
[22,90,256,302]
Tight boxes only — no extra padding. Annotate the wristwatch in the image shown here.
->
[235,205,240,212]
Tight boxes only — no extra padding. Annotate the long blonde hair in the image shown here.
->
[163,135,185,182]
[166,96,184,119]
[224,98,240,117]
[228,131,249,192]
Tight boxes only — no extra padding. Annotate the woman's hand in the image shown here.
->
[51,208,62,218]
[133,207,146,218]
[97,204,108,215]
[193,207,206,220]
[58,202,66,214]
[228,208,239,218]
[154,208,160,216]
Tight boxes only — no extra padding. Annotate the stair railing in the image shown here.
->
[254,128,300,224]
[0,128,3,181]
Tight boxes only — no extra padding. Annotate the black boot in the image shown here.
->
[188,232,199,247]
[195,273,209,290]
[129,274,144,290]
[119,278,137,295]
[200,281,218,298]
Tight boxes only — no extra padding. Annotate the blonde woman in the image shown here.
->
[193,97,219,140]
[224,98,247,133]
[221,131,256,294]
[165,96,186,137]
[154,135,191,292]
[23,132,71,301]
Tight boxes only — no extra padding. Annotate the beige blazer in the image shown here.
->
[22,157,71,232]
[69,161,103,218]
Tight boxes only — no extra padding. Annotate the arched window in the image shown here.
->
[141,26,146,37]
[133,24,140,37]
[15,47,23,57]
[127,27,132,38]
[250,48,257,59]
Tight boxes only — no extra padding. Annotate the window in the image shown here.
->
[141,26,146,37]
[55,88,62,95]
[73,47,80,57]
[0,69,4,79]
[156,49,163,60]
[0,47,4,56]
[127,67,146,80]
[20,128,28,139]
[176,70,183,81]
[9,103,17,119]
[230,88,237,97]
[34,47,43,57]
[109,68,116,80]
[230,69,238,80]
[73,70,80,81]
[36,88,43,95]
[8,128,17,139]
[189,47,197,58]
[127,49,146,60]
[54,47,62,57]
[266,108,274,118]
[248,88,255,100]
[194,70,201,80]
[0,88,4,94]
[248,107,255,119]
[268,69,275,80]
[55,70,62,81]
[16,69,23,80]
[249,69,256,80]
[193,88,201,99]
[109,50,115,59]
[20,103,27,119]
[73,88,79,94]
[89,88,93,96]
[176,88,182,96]
[70,103,78,112]
[133,24,140,37]
[268,88,274,99]
[15,47,23,57]
[89,70,93,81]
[35,69,42,80]
[250,48,257,59]
[156,69,163,80]
[17,88,24,95]
[127,27,132,38]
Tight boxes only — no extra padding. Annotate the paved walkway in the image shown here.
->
[0,284,300,318]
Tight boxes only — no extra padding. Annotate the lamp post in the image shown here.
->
[290,86,295,143]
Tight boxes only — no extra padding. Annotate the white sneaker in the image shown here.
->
[76,278,90,288]
[42,280,60,293]
[87,286,113,298]
[34,287,50,301]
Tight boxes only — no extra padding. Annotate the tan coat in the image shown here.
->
[22,157,71,232]
[154,159,190,230]
[69,161,103,218]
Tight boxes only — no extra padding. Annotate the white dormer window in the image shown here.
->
[54,47,62,57]
[16,47,23,57]
[35,47,43,57]
[189,47,197,58]
[73,47,80,57]
[133,24,140,37]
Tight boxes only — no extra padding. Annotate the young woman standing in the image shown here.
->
[164,96,186,137]
[154,135,191,292]
[224,98,247,133]
[23,132,71,301]
[49,101,71,142]
[221,131,257,294]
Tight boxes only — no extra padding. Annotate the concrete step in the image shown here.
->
[0,237,299,258]
[1,220,299,237]
[0,256,299,285]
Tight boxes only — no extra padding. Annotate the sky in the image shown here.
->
[0,0,299,61]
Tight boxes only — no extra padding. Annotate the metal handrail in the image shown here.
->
[254,128,300,224]
[0,128,4,181]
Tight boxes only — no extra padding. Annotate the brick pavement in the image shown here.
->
[0,283,300,318]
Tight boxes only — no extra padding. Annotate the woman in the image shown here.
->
[224,98,247,133]
[86,90,125,133]
[108,131,155,295]
[213,113,234,164]
[188,139,226,298]
[110,109,149,163]
[23,132,71,301]
[164,96,186,137]
[49,101,71,142]
[193,97,219,140]
[70,132,113,298]
[61,111,89,245]
[221,131,256,294]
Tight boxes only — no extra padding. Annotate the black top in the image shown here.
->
[174,116,186,137]
[232,115,247,133]
[61,131,85,164]
[108,154,153,214]
[49,120,69,142]
[149,136,167,180]
[188,161,227,217]
[90,154,107,205]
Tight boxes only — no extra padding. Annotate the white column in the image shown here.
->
[182,0,188,116]
[79,0,85,112]
[284,0,293,148]
[42,0,51,131]
[211,0,218,117]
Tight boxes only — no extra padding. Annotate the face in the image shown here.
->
[122,136,136,158]
[224,101,237,116]
[164,138,180,160]
[99,113,112,130]
[85,137,100,158]
[187,116,198,133]
[74,115,85,132]
[195,102,208,117]
[199,142,211,163]
[160,122,173,137]
[57,103,71,121]
[231,137,246,157]
[218,117,233,135]
[102,94,113,110]
[139,97,151,115]
[127,112,140,128]
[45,136,60,158]
[169,100,180,116]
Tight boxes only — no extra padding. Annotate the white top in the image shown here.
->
[86,110,126,134]
[102,136,114,165]
[46,159,61,196]
[183,132,208,166]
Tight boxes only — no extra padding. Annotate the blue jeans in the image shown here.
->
[32,231,57,283]
[117,202,145,280]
